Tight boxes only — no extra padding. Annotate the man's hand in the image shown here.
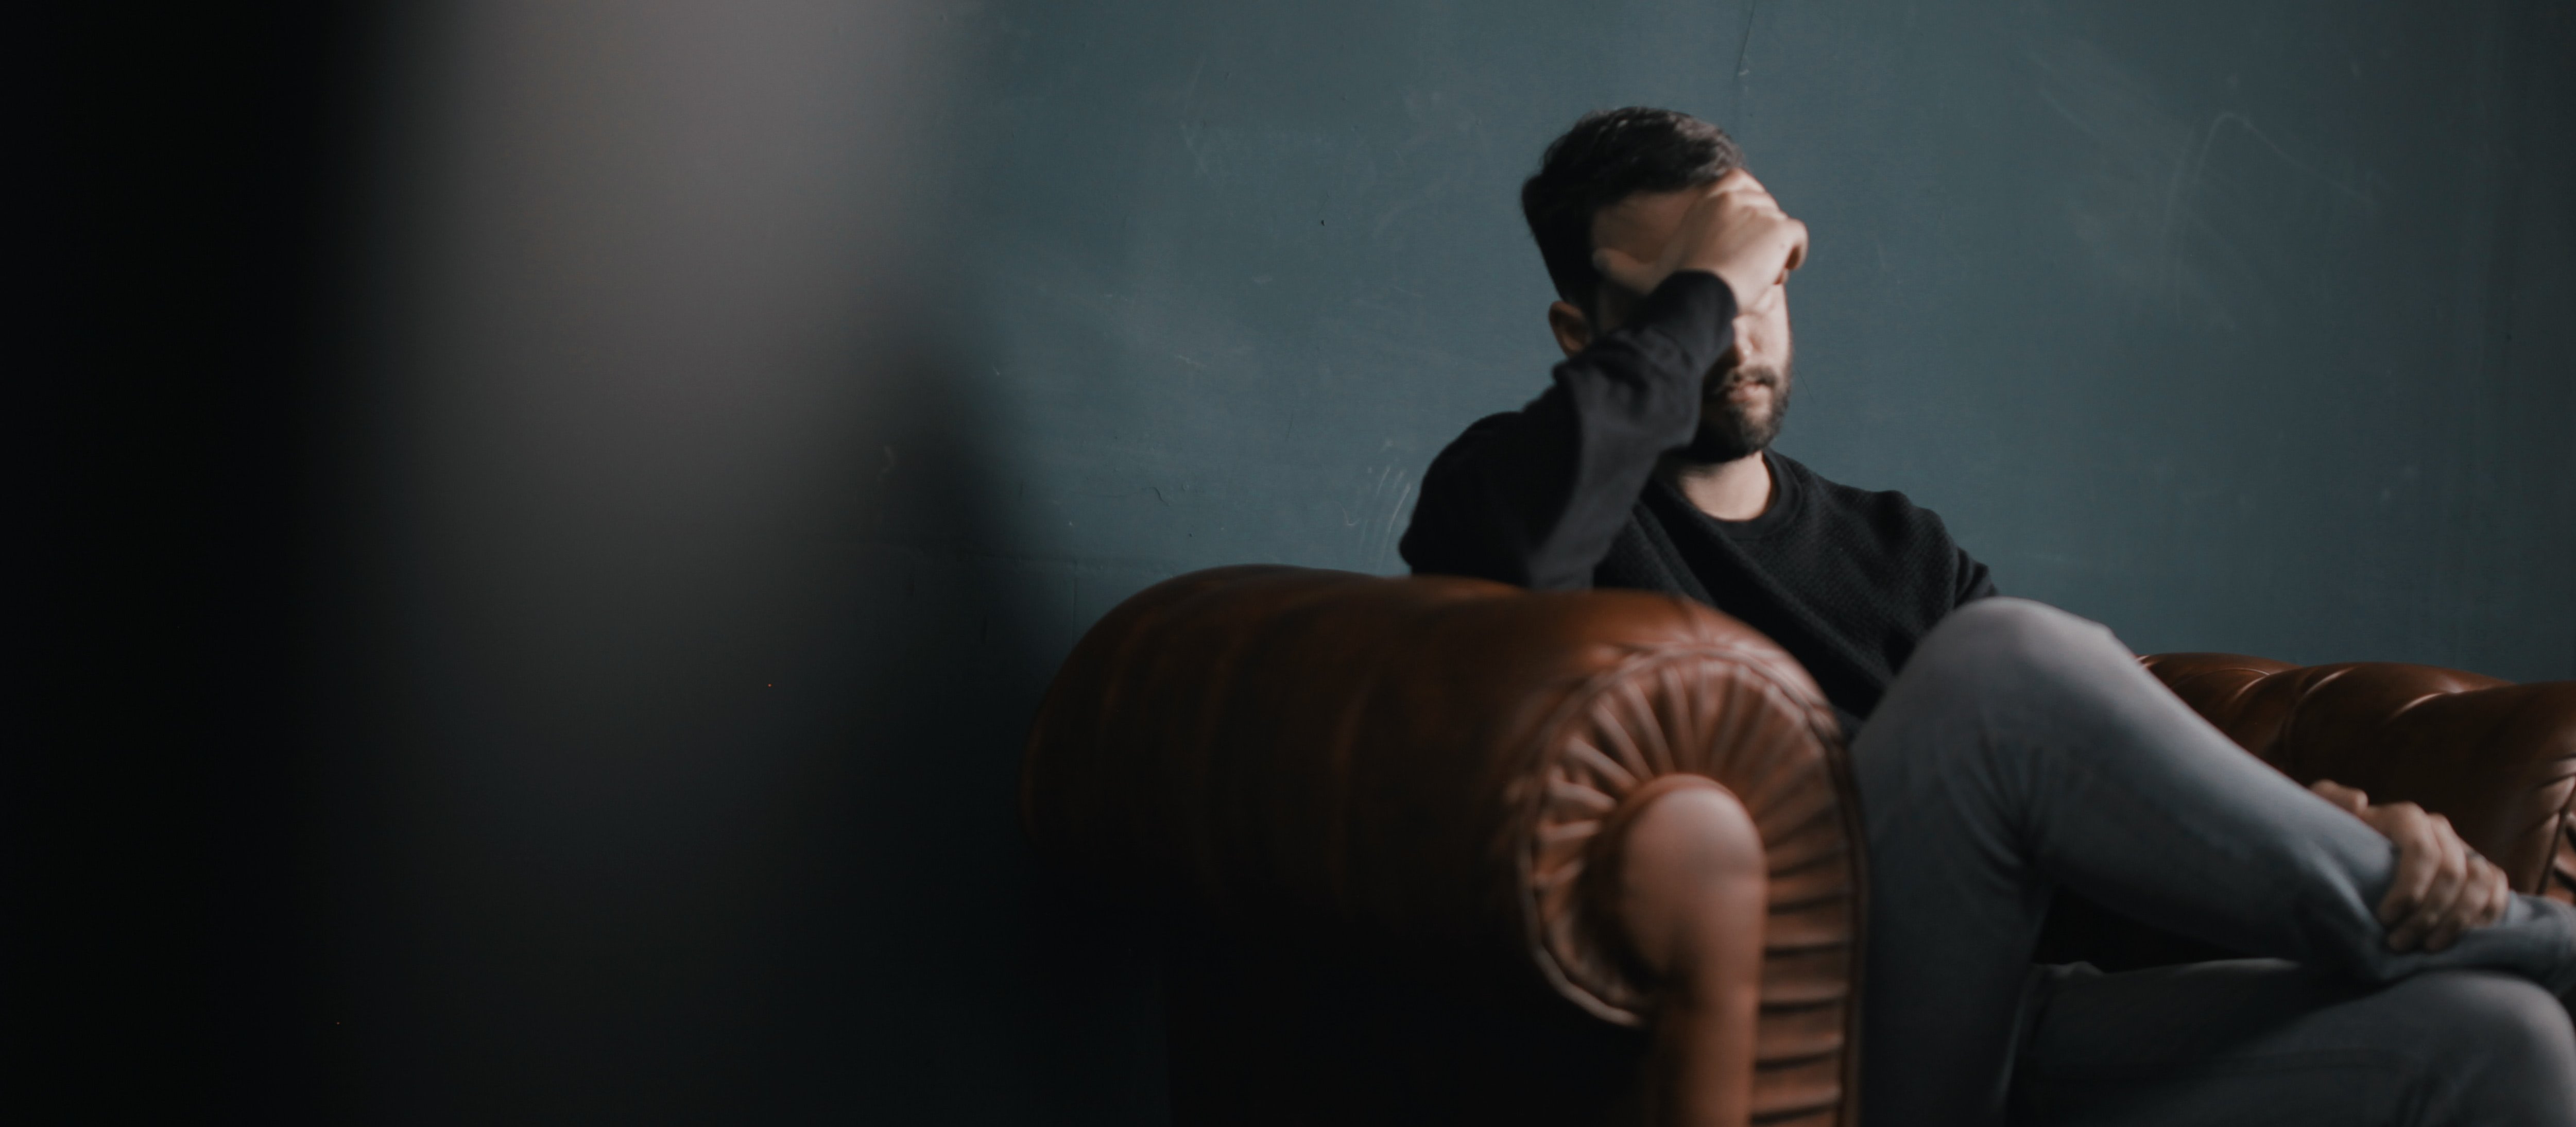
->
[1591,169,1808,316]
[2309,779,2511,952]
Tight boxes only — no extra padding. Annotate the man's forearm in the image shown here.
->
[1398,271,1737,588]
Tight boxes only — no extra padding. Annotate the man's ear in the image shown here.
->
[1547,300,1593,358]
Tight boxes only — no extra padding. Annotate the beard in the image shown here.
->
[1679,361,1791,465]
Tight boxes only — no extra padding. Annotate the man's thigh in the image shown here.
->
[2011,960,2576,1127]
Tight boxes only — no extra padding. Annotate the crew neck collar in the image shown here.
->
[1660,451,1804,540]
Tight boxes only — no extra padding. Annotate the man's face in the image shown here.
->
[1581,186,1794,464]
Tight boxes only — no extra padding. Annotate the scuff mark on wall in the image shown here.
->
[1343,460,1416,572]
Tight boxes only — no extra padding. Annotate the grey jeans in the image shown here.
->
[1852,598,2576,1126]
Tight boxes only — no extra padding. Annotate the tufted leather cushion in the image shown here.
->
[1022,565,1865,1124]
[2144,654,2576,901]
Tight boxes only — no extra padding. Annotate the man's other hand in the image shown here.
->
[1591,169,1808,316]
[2310,779,2511,952]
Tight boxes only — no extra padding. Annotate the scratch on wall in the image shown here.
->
[2028,35,2381,325]
[2155,110,2379,315]
[1376,475,1418,573]
[1724,0,1760,130]
[1344,462,1416,572]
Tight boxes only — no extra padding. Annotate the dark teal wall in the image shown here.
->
[945,0,2573,679]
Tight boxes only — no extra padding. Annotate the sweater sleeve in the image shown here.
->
[1398,271,1737,589]
[1954,548,1997,604]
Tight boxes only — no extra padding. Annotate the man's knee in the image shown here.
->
[1930,597,2107,654]
[1907,598,2124,693]
[2401,972,2576,1117]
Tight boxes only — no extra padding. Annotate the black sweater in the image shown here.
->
[1398,270,1995,731]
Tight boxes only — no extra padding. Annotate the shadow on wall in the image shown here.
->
[302,344,1162,1123]
[222,2,1166,1122]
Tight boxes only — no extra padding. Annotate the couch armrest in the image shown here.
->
[1021,565,1865,1121]
[2144,653,2576,900]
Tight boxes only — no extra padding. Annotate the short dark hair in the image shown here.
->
[1520,108,1743,314]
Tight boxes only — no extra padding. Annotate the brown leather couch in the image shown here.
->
[1021,565,2576,1127]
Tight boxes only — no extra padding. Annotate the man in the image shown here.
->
[1401,108,2576,1125]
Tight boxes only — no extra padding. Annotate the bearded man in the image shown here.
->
[1399,107,2576,1126]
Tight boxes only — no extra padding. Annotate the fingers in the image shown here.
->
[1778,216,1809,276]
[2425,853,2512,952]
[2371,801,2439,940]
[1585,169,1808,315]
[1706,168,1765,198]
[2309,778,2368,816]
[2389,812,2470,952]
[1591,246,1661,298]
[1688,172,1789,238]
[1703,178,1789,231]
[1688,201,1807,309]
[2357,797,2517,953]
[2478,856,2512,925]
[1734,217,1807,315]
